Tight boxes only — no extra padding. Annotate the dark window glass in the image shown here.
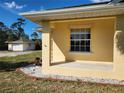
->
[70,28,91,52]
[75,41,80,46]
[81,34,85,39]
[86,34,91,39]
[86,47,90,52]
[71,46,75,51]
[81,47,85,51]
[86,40,90,46]
[71,34,75,39]
[71,41,75,45]
[75,46,80,51]
[81,41,85,45]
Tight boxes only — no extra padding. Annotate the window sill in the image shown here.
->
[69,51,93,55]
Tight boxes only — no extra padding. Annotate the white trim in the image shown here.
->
[20,3,124,16]
[70,28,91,52]
[69,51,93,55]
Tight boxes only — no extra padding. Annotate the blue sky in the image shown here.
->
[0,0,110,38]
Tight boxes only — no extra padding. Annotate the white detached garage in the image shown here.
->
[7,40,35,51]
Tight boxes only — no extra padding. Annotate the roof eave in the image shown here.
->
[20,3,124,22]
[20,3,109,16]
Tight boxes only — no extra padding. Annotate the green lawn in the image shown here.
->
[0,51,42,63]
[0,51,124,93]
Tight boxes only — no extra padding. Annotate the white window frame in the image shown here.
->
[70,28,91,52]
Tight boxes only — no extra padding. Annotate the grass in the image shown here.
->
[0,51,124,93]
[0,51,42,63]
[0,72,124,93]
[0,51,42,71]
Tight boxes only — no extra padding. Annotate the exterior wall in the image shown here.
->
[41,16,124,80]
[23,43,35,51]
[30,43,35,50]
[8,43,35,51]
[42,21,51,70]
[12,44,23,51]
[51,17,115,63]
[113,15,124,80]
[8,44,13,51]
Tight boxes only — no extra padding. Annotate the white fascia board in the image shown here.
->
[20,4,108,15]
[20,3,124,16]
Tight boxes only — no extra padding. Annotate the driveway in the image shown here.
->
[0,51,34,57]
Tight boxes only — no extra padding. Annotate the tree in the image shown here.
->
[23,34,29,40]
[0,18,30,50]
[31,32,39,40]
[0,22,16,41]
[11,18,28,40]
[0,22,8,50]
[31,32,41,50]
[0,22,4,29]
[7,30,17,41]
[0,22,9,31]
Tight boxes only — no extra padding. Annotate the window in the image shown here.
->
[70,28,91,52]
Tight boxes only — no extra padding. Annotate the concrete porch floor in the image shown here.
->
[19,63,124,85]
[51,61,113,71]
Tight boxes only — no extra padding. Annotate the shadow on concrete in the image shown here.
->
[0,61,31,72]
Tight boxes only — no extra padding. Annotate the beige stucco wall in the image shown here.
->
[113,15,124,80]
[42,22,51,69]
[51,17,115,63]
[41,16,124,80]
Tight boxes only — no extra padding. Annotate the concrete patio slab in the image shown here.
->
[52,61,113,71]
[19,64,124,85]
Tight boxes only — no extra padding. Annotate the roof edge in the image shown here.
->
[20,3,111,16]
[20,3,124,17]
